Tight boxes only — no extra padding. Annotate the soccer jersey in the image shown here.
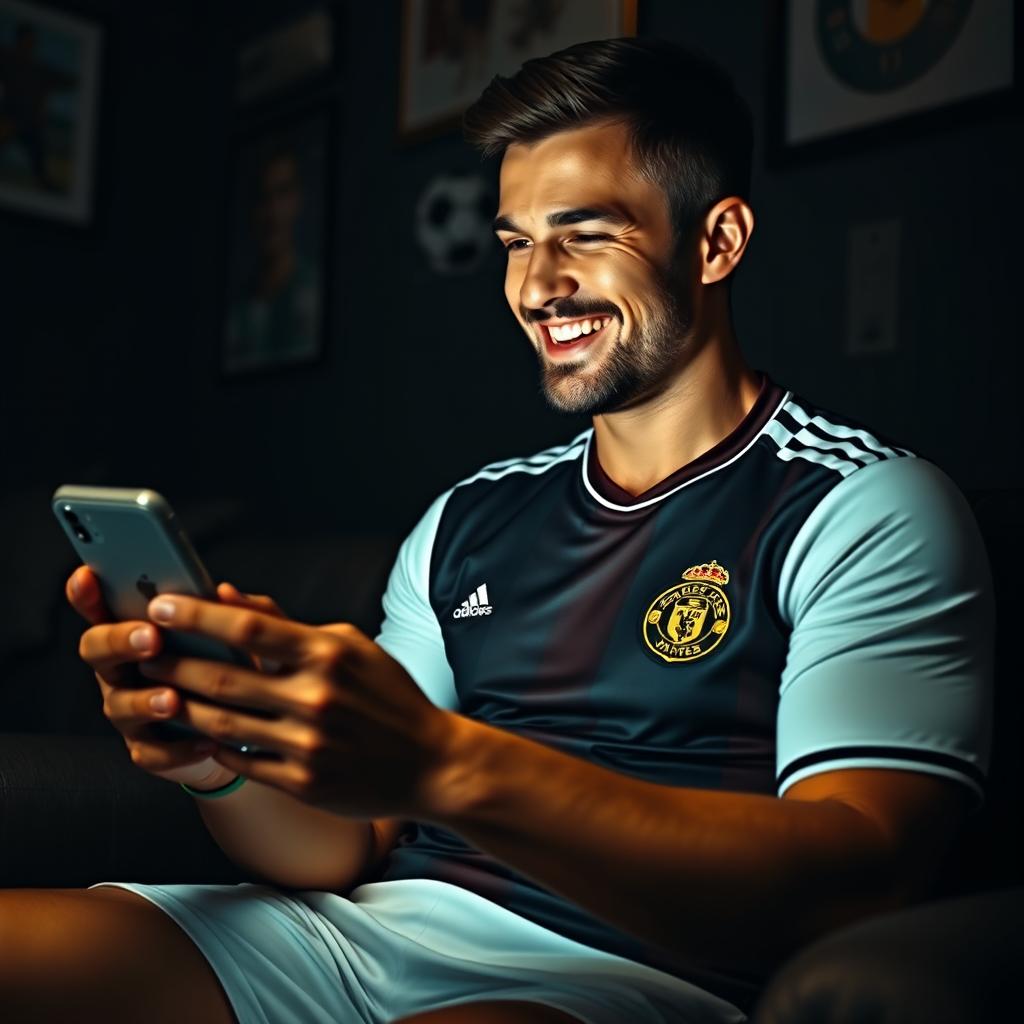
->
[374,369,994,1007]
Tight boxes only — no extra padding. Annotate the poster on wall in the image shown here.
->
[0,0,101,224]
[235,6,335,107]
[398,0,637,141]
[767,0,1019,164]
[222,108,330,376]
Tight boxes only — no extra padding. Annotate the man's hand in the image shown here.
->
[136,593,457,819]
[68,565,239,789]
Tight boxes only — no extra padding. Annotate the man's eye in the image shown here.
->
[572,234,608,242]
[503,239,530,252]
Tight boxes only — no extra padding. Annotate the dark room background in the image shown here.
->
[2,0,1021,721]
[3,2,1024,994]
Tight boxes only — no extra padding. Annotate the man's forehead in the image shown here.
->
[501,122,632,184]
[497,124,649,218]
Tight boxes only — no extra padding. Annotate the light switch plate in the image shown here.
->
[846,220,900,356]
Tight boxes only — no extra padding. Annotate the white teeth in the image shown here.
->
[549,317,611,342]
[550,322,581,341]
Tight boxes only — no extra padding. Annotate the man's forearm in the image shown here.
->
[426,716,901,972]
[193,775,377,891]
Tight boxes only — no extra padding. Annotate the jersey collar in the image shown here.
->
[582,371,790,512]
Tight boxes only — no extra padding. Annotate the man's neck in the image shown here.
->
[590,330,762,498]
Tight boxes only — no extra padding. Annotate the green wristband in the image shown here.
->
[180,774,247,799]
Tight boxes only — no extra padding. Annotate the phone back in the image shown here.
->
[52,485,248,668]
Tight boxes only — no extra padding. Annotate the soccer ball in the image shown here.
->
[415,171,495,275]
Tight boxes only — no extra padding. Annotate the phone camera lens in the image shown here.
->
[64,509,92,543]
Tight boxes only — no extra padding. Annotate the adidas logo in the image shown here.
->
[453,583,493,619]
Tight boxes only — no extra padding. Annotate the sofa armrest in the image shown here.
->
[751,887,1024,1022]
[0,732,253,887]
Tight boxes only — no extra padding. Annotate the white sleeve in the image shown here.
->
[775,457,994,804]
[373,489,459,711]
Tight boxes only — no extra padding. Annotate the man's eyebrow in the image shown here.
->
[492,207,631,233]
[548,207,631,228]
[492,214,520,233]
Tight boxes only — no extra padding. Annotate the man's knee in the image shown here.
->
[0,887,237,1024]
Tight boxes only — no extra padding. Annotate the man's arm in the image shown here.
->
[425,718,972,974]
[191,778,404,891]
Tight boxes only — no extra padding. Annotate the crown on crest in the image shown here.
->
[682,560,729,585]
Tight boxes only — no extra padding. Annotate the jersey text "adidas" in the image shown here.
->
[453,584,492,618]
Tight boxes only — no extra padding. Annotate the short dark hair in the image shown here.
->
[463,36,753,270]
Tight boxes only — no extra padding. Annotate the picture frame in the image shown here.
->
[398,0,638,143]
[235,4,336,108]
[0,0,102,225]
[765,0,1021,167]
[221,106,332,378]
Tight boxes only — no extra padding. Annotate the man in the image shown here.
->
[5,37,991,1024]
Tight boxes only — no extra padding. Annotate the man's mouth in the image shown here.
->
[539,315,614,357]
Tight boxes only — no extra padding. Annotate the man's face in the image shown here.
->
[494,119,695,416]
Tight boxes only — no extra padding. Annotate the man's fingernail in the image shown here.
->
[150,691,174,712]
[129,627,153,651]
[150,599,175,623]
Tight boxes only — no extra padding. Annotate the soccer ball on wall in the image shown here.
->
[415,171,496,276]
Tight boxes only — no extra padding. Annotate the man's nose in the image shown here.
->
[518,244,578,311]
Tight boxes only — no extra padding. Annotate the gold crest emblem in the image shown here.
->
[642,560,731,664]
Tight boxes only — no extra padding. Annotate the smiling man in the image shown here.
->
[17,36,993,1024]
[492,137,698,423]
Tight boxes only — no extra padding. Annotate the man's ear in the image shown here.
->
[699,196,755,286]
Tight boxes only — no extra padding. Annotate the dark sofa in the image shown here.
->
[1,486,1022,1021]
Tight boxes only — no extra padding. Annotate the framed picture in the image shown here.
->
[0,0,101,224]
[222,107,331,376]
[235,5,336,107]
[766,0,1021,166]
[398,0,638,142]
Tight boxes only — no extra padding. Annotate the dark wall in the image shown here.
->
[5,1,1021,550]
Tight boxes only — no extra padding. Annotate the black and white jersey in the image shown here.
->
[374,370,993,1003]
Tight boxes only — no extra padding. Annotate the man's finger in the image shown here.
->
[173,695,314,760]
[67,566,111,626]
[79,621,164,680]
[137,655,301,717]
[145,595,323,666]
[216,582,286,618]
[105,683,183,733]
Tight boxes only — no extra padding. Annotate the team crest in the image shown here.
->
[642,560,731,664]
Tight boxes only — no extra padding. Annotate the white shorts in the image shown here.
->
[87,878,746,1024]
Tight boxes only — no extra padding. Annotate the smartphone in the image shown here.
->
[52,484,266,754]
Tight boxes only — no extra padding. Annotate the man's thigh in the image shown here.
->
[393,1000,585,1023]
[0,887,237,1024]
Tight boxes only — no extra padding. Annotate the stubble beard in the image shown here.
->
[536,270,694,417]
